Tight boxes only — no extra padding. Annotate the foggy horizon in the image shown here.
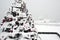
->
[0,0,60,23]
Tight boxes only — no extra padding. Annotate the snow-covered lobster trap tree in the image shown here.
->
[0,0,41,40]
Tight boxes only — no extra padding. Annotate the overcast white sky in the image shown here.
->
[0,0,60,23]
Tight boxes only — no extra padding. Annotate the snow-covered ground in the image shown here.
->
[35,25,60,40]
[39,34,60,40]
[35,20,60,40]
[35,25,60,34]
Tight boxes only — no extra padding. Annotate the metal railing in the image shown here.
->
[38,32,60,38]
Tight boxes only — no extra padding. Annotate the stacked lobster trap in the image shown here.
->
[0,0,41,40]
